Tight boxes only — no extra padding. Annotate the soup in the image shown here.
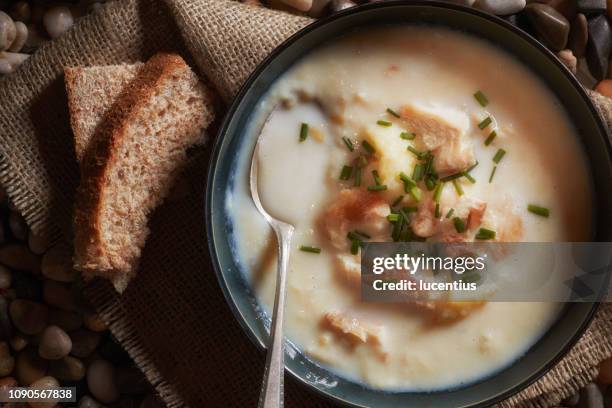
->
[228,26,592,391]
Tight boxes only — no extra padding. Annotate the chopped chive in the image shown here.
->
[399,207,412,223]
[434,182,444,203]
[354,167,362,187]
[528,204,550,218]
[339,165,353,181]
[399,172,414,187]
[400,131,416,140]
[391,195,404,207]
[484,131,497,146]
[474,90,489,107]
[377,120,392,127]
[475,228,496,240]
[425,177,436,191]
[299,123,309,142]
[489,166,497,183]
[372,170,382,186]
[462,172,476,184]
[413,164,424,181]
[440,172,464,182]
[423,152,435,175]
[453,217,466,233]
[300,245,321,254]
[400,172,422,202]
[354,230,371,239]
[478,116,492,130]
[404,206,418,213]
[407,146,425,159]
[362,140,376,155]
[387,213,400,223]
[435,203,441,218]
[386,108,400,118]
[452,179,464,196]
[446,208,455,219]
[357,155,368,168]
[493,148,506,164]
[350,239,360,255]
[391,212,404,242]
[347,231,369,241]
[466,161,479,173]
[409,186,422,201]
[342,137,354,151]
[368,184,388,191]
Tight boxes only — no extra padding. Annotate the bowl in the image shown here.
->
[205,1,612,407]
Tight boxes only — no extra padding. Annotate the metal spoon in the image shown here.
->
[250,112,295,408]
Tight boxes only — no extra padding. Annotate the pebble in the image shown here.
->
[0,11,15,52]
[0,50,28,73]
[330,0,356,12]
[578,382,603,408]
[577,0,607,13]
[28,233,49,256]
[22,24,44,53]
[47,308,82,332]
[115,366,149,395]
[598,357,612,383]
[525,3,570,51]
[10,2,30,23]
[42,281,75,311]
[586,15,611,80]
[79,395,105,408]
[49,356,85,381]
[84,313,107,332]
[7,21,26,54]
[0,244,40,273]
[477,0,526,15]
[557,49,578,73]
[595,79,612,98]
[569,13,588,58]
[70,330,101,358]
[87,360,119,404]
[9,300,48,335]
[547,0,577,20]
[41,246,77,283]
[562,391,580,406]
[280,0,313,11]
[11,271,42,300]
[608,0,612,19]
[0,265,11,289]
[43,6,74,39]
[308,0,330,16]
[0,58,10,74]
[16,348,48,385]
[608,59,612,79]
[38,326,71,360]
[10,333,28,351]
[29,376,59,408]
[0,341,14,376]
[0,296,12,341]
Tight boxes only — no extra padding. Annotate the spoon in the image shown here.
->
[250,112,295,408]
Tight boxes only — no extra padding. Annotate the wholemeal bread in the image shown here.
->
[67,53,213,292]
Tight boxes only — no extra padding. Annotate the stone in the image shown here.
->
[547,0,577,20]
[308,0,331,16]
[577,0,607,13]
[0,266,11,289]
[608,0,612,18]
[9,300,48,335]
[28,233,49,255]
[10,333,28,351]
[38,326,71,360]
[15,348,47,385]
[83,314,107,332]
[0,342,14,376]
[70,330,101,358]
[49,356,85,381]
[115,365,149,395]
[505,11,533,32]
[0,245,40,273]
[608,58,612,79]
[280,0,313,11]
[0,376,17,402]
[562,391,580,406]
[598,357,612,383]
[47,308,82,332]
[525,3,570,51]
[477,0,526,15]
[8,212,26,241]
[330,0,356,12]
[42,280,75,311]
[11,271,42,300]
[595,79,612,97]
[0,297,12,341]
[557,49,578,73]
[586,15,611,80]
[10,2,31,23]
[41,246,77,283]
[42,6,73,39]
[29,376,59,408]
[79,395,105,408]
[569,13,588,57]
[87,360,119,404]
[578,383,603,408]
[0,11,15,52]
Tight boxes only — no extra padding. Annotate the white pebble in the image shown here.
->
[43,6,73,39]
[476,0,526,15]
[8,21,27,53]
[87,360,119,404]
[0,11,16,52]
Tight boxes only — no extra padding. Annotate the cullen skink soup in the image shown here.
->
[227,27,593,391]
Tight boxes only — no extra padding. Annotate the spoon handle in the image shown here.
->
[258,222,294,408]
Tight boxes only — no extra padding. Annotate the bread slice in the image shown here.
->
[68,53,213,292]
[65,63,143,163]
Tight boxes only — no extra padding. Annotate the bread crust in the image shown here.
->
[72,53,196,290]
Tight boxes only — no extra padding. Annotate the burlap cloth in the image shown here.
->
[0,0,611,406]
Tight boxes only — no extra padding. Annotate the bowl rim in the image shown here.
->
[205,1,608,406]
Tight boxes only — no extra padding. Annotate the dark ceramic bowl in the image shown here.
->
[206,1,612,407]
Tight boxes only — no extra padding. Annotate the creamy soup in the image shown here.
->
[227,26,593,391]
